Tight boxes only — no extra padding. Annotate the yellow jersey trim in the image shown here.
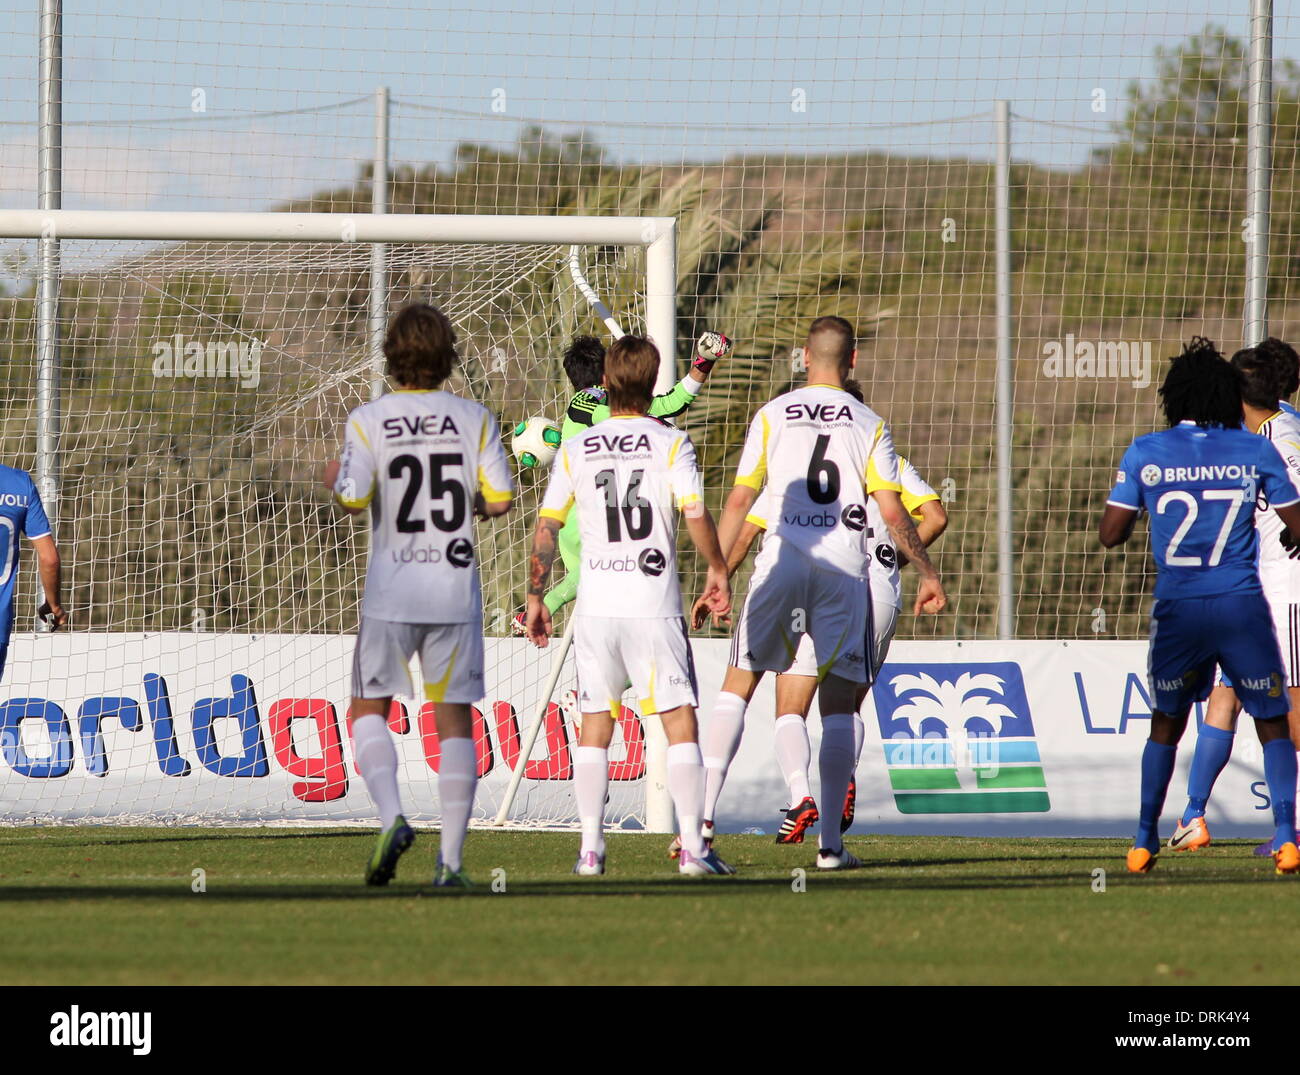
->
[903,490,940,518]
[735,412,770,489]
[334,470,375,509]
[335,490,374,510]
[864,425,903,494]
[540,503,571,523]
[350,418,371,449]
[479,471,513,504]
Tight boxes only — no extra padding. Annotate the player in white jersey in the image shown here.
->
[689,380,947,849]
[714,316,947,869]
[524,335,735,877]
[324,303,513,888]
[1171,344,1300,854]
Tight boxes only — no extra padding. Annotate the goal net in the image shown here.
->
[0,212,672,828]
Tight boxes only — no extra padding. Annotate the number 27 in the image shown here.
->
[1158,488,1244,567]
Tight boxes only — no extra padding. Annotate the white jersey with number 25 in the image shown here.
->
[334,389,513,624]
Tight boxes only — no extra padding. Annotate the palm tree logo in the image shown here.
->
[886,672,1016,788]
[873,662,1050,813]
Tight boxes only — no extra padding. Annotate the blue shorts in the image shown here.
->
[1149,592,1289,719]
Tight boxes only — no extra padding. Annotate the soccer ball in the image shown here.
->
[511,416,562,468]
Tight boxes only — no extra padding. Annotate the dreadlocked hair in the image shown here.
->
[1158,336,1242,430]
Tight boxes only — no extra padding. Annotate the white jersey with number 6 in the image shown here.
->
[333,389,513,624]
[748,456,939,609]
[735,383,902,578]
[540,415,703,619]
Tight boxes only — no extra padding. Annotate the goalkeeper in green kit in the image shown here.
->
[513,329,731,635]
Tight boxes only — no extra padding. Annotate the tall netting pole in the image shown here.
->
[1245,0,1273,347]
[35,0,62,634]
[994,99,1015,640]
[368,85,390,402]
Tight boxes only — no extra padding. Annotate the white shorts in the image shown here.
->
[730,549,871,683]
[350,617,485,703]
[788,595,899,681]
[574,615,699,716]
[1255,590,1300,687]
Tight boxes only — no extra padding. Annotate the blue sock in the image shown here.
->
[1263,738,1298,850]
[1181,724,1235,824]
[1135,740,1178,853]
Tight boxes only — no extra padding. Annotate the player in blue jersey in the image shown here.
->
[0,466,67,671]
[1166,345,1300,858]
[1100,338,1300,875]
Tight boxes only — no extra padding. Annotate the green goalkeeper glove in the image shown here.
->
[692,330,732,375]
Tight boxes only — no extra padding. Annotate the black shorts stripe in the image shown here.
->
[729,593,750,667]
[678,616,699,695]
[863,582,875,687]
[1284,600,1294,686]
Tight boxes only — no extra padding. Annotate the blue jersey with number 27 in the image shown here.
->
[1108,421,1300,600]
[0,466,51,644]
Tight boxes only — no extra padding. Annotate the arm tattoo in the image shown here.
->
[528,520,560,596]
[887,516,937,577]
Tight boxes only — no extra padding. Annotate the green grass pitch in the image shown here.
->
[2,827,1298,985]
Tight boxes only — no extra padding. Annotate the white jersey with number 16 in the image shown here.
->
[540,415,703,619]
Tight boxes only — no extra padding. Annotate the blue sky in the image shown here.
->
[0,1,1283,212]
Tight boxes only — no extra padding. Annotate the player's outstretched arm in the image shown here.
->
[691,517,758,628]
[524,517,561,647]
[895,501,948,566]
[688,330,731,383]
[30,535,67,629]
[1098,503,1138,548]
[645,331,732,422]
[684,503,732,621]
[873,489,946,615]
[716,484,760,560]
[725,520,760,577]
[914,500,948,546]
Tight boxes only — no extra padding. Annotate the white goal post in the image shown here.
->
[0,208,678,831]
[0,209,678,387]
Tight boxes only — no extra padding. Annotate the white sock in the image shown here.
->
[819,713,856,852]
[574,745,609,856]
[773,713,812,805]
[852,713,865,765]
[352,713,402,830]
[667,741,706,858]
[702,692,748,822]
[438,737,477,871]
